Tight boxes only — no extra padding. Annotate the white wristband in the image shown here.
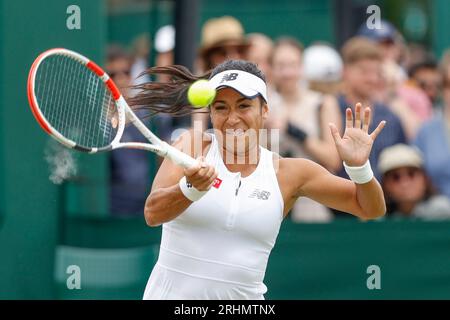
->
[179,176,207,201]
[343,160,374,184]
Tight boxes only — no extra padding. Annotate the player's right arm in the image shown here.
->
[144,130,218,227]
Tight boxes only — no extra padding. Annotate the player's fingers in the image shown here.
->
[189,164,216,189]
[185,156,207,175]
[196,182,210,191]
[206,170,220,189]
[203,165,216,182]
[211,169,219,182]
[188,175,208,190]
[184,161,202,176]
[198,156,207,168]
[196,168,216,190]
[345,107,353,128]
[329,123,342,146]
[362,107,371,133]
[354,103,362,129]
[207,177,218,190]
[189,166,209,182]
[370,121,386,140]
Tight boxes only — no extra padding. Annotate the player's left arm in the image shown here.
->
[284,103,386,220]
[289,158,385,220]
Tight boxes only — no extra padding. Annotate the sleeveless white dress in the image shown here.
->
[143,134,284,299]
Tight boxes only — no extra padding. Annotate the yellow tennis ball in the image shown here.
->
[188,80,216,108]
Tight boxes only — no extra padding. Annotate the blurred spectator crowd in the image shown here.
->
[107,16,450,222]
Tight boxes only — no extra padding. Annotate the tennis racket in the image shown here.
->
[27,48,197,169]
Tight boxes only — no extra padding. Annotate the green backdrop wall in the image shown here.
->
[54,219,450,299]
[0,0,107,299]
[431,0,450,57]
[107,0,334,65]
[265,219,450,299]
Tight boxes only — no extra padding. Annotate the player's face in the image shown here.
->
[210,87,268,156]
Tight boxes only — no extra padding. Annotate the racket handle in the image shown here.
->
[163,143,198,169]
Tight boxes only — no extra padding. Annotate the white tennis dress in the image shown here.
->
[143,134,284,299]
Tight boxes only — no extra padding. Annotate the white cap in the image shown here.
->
[303,44,343,82]
[209,70,268,102]
[155,25,175,53]
[378,144,424,175]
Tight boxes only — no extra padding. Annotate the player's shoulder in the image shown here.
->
[274,156,326,199]
[276,156,320,178]
[172,128,212,158]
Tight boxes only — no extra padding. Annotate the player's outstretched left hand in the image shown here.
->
[329,102,386,166]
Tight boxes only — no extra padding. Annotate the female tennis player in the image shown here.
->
[132,60,386,300]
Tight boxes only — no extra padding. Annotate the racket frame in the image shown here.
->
[27,48,197,168]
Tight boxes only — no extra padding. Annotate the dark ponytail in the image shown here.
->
[128,65,210,117]
[128,60,265,117]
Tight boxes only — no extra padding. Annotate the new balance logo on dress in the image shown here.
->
[248,189,270,200]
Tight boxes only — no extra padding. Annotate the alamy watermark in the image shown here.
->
[66,5,81,30]
[366,5,381,30]
[366,265,381,290]
[66,265,81,290]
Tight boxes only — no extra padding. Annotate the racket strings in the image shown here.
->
[34,55,118,148]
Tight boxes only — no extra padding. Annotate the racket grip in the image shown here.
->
[163,143,198,169]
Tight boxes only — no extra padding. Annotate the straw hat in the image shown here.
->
[199,16,249,57]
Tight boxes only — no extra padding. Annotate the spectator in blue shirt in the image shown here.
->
[336,37,407,181]
[414,50,450,199]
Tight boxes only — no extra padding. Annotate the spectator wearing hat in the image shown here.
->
[379,144,450,220]
[154,25,175,83]
[357,19,406,95]
[197,16,250,72]
[358,20,404,67]
[303,42,343,95]
[193,16,250,132]
[358,20,424,141]
[152,25,176,143]
[414,50,450,200]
